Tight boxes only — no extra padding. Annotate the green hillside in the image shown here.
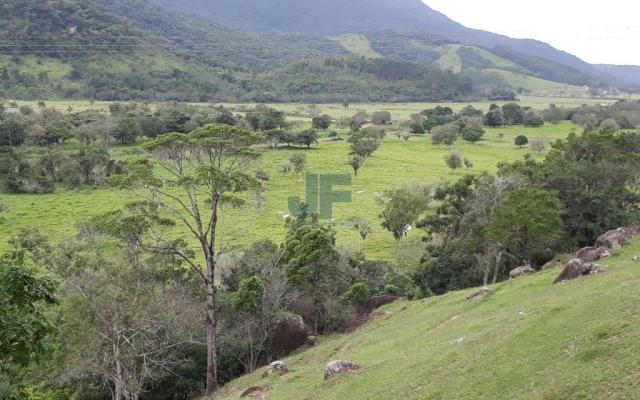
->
[213,239,640,399]
[329,34,382,59]
[0,0,252,100]
[2,1,632,103]
[486,69,587,96]
[1,0,501,102]
[149,0,640,91]
[363,35,587,95]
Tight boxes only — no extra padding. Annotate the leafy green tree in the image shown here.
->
[502,130,640,245]
[421,106,454,117]
[463,157,474,168]
[0,118,27,147]
[514,135,529,148]
[214,108,237,126]
[431,123,459,145]
[232,276,265,314]
[296,129,318,148]
[0,251,57,397]
[523,111,544,127]
[599,118,619,131]
[219,241,292,374]
[484,106,505,127]
[348,155,364,176]
[409,121,426,134]
[461,126,485,144]
[18,105,33,116]
[311,114,332,131]
[342,283,371,309]
[459,105,483,117]
[542,104,564,124]
[444,150,463,172]
[349,139,380,159]
[501,103,524,125]
[42,122,72,146]
[371,111,392,125]
[284,224,341,333]
[115,123,262,394]
[265,129,294,148]
[221,240,282,292]
[245,107,286,131]
[138,115,168,138]
[350,216,372,240]
[415,174,517,294]
[379,186,430,245]
[489,188,563,263]
[289,153,307,173]
[112,117,141,145]
[423,113,455,131]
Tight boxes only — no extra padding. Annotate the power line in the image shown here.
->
[0,49,321,54]
[0,39,450,47]
[0,33,446,40]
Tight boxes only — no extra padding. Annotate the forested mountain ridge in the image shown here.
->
[0,0,250,100]
[151,0,640,91]
[1,0,638,102]
[0,0,515,101]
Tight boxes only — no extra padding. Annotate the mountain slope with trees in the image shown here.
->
[1,0,638,101]
[0,0,511,101]
[151,0,640,91]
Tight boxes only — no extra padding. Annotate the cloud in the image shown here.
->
[423,0,640,65]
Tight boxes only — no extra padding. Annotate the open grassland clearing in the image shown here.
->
[6,97,622,120]
[0,121,576,260]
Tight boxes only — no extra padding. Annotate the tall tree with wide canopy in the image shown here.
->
[116,124,262,394]
[489,188,564,263]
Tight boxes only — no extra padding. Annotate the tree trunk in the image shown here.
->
[114,341,124,400]
[482,262,490,286]
[492,251,503,284]
[205,263,218,395]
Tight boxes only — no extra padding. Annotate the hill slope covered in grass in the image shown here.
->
[213,240,640,399]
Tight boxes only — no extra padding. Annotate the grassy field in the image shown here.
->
[7,96,623,119]
[435,44,464,73]
[0,121,577,260]
[329,34,382,59]
[486,69,587,97]
[211,239,640,400]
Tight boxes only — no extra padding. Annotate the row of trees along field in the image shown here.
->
[3,100,640,195]
[1,100,640,398]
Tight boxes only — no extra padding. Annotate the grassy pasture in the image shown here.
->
[6,96,621,119]
[0,120,577,260]
[211,239,640,400]
[329,34,382,59]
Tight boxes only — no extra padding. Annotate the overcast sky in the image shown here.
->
[424,0,640,65]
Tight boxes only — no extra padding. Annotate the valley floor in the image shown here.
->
[1,121,575,260]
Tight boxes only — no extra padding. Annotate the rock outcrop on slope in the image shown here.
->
[324,360,360,380]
